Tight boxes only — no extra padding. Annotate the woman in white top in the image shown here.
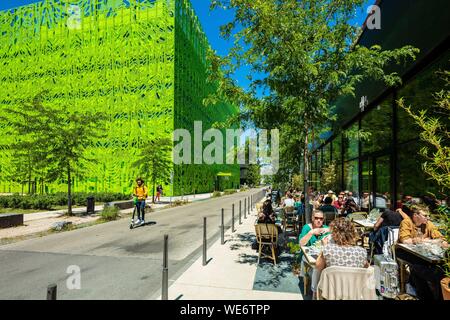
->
[283,193,295,207]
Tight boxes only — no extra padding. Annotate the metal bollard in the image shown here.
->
[47,284,57,300]
[239,200,242,225]
[221,208,225,245]
[162,234,169,300]
[244,198,247,219]
[232,204,235,232]
[248,197,250,216]
[203,217,207,266]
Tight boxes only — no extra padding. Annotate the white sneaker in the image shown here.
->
[140,220,145,225]
[135,219,141,225]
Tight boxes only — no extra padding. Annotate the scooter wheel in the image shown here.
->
[129,224,133,229]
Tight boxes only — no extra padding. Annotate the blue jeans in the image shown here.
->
[136,200,145,220]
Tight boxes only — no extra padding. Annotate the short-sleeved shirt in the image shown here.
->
[298,223,330,246]
[380,209,403,228]
[323,243,367,268]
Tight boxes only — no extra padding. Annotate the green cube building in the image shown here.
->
[0,0,240,196]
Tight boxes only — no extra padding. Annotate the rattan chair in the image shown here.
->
[255,223,279,265]
[283,206,297,234]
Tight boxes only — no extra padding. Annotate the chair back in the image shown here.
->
[285,206,294,214]
[256,202,264,213]
[386,227,400,260]
[255,223,278,244]
[317,266,377,300]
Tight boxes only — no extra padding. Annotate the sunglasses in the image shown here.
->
[314,217,324,221]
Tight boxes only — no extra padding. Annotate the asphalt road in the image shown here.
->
[0,188,265,300]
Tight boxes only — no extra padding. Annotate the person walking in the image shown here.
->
[133,177,148,225]
[156,184,163,203]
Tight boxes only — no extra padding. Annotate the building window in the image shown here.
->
[344,160,359,195]
[343,123,359,161]
[361,96,393,155]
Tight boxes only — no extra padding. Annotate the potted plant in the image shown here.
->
[287,242,302,276]
[435,205,450,300]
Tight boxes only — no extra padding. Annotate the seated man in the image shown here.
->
[369,208,405,255]
[396,205,448,300]
[319,196,338,214]
[298,210,331,297]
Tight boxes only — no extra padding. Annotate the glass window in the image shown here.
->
[361,96,393,155]
[323,143,331,165]
[374,155,391,209]
[332,134,342,163]
[397,140,441,203]
[397,51,450,144]
[343,123,359,160]
[344,160,359,196]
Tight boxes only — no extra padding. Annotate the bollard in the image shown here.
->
[162,234,169,300]
[244,198,247,219]
[221,208,225,245]
[239,200,242,225]
[232,204,235,232]
[47,284,57,300]
[248,197,250,216]
[203,217,207,266]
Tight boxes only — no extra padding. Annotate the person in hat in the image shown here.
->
[324,190,337,202]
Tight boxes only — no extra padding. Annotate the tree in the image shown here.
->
[207,0,419,223]
[246,164,261,187]
[133,137,172,203]
[0,92,106,215]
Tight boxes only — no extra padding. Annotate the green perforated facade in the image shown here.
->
[0,0,239,196]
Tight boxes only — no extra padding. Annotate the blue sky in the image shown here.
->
[1,0,373,92]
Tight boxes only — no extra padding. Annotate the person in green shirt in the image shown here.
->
[299,210,330,246]
[298,210,331,299]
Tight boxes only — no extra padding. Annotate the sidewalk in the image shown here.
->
[157,200,303,300]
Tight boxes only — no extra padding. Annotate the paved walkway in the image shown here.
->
[0,192,214,240]
[156,200,303,300]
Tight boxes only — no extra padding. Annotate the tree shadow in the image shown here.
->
[228,232,255,251]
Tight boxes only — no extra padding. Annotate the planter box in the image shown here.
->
[441,277,450,300]
[0,213,24,228]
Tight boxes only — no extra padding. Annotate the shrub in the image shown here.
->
[100,205,120,221]
[223,189,237,195]
[212,191,222,198]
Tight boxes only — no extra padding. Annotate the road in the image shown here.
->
[0,188,264,300]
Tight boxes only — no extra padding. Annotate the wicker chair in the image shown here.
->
[255,223,279,265]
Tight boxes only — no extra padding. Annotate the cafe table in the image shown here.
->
[395,242,446,293]
[352,218,376,230]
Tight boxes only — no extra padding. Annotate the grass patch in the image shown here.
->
[212,191,222,198]
[169,199,189,207]
[223,189,237,195]
[100,206,120,221]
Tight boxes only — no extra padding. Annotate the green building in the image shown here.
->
[0,0,239,196]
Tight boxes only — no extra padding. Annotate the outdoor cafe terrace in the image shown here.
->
[251,188,449,300]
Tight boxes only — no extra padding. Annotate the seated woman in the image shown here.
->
[258,198,276,224]
[396,205,448,300]
[313,218,369,299]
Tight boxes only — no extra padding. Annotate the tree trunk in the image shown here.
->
[303,130,311,224]
[152,178,156,204]
[67,164,73,216]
